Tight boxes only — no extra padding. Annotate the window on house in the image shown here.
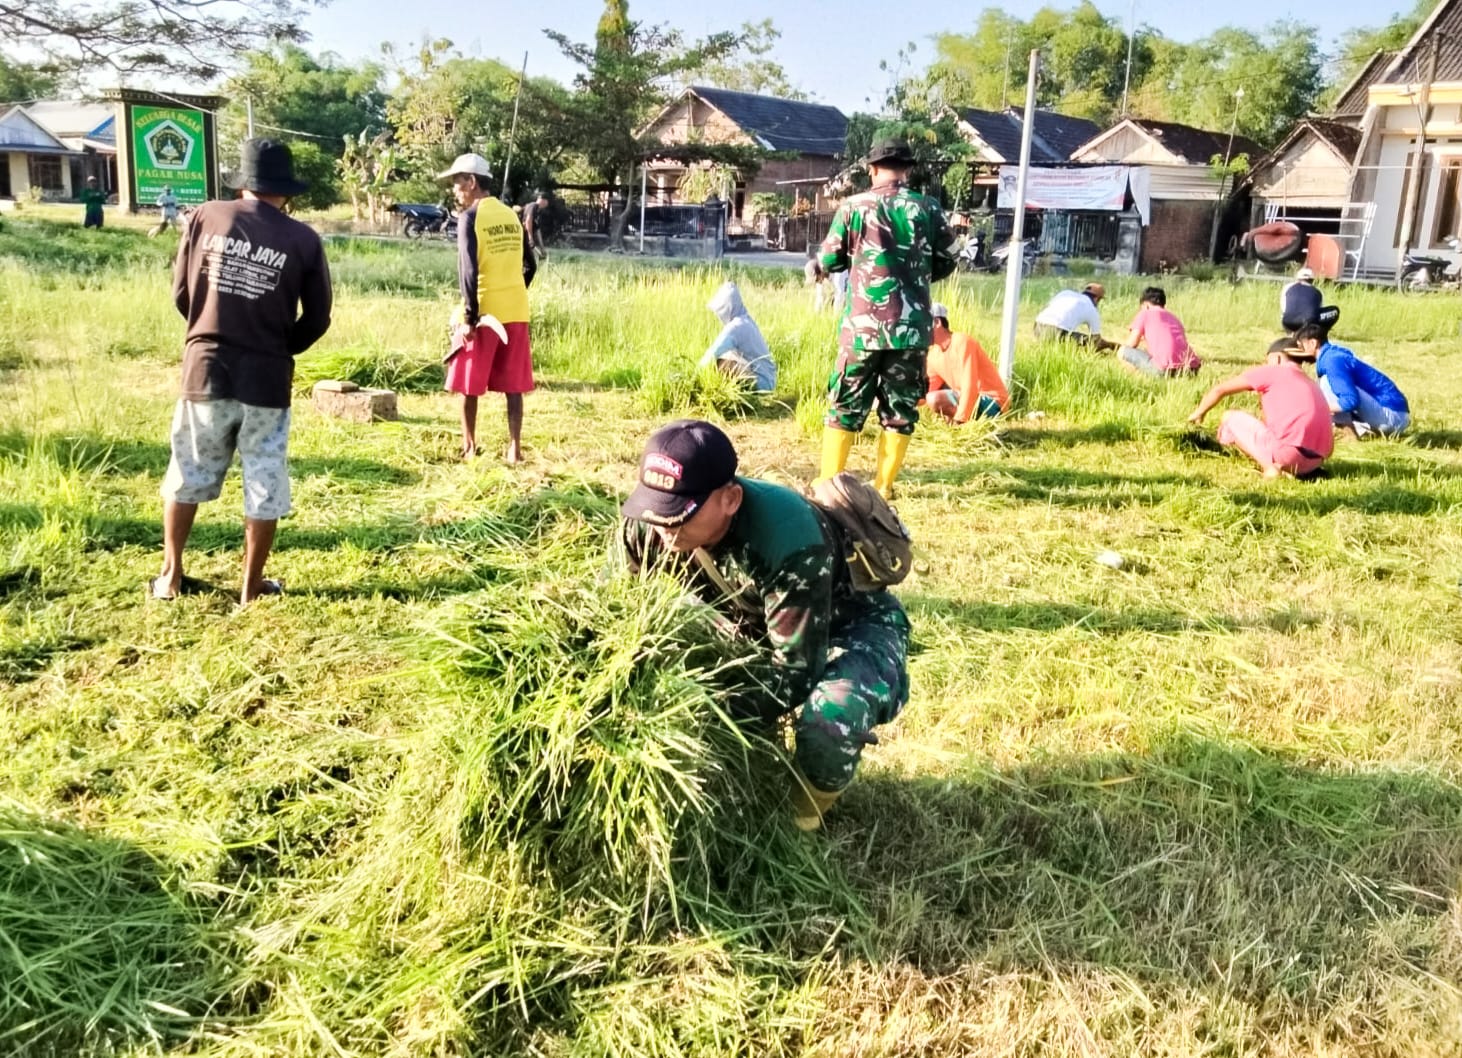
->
[28,154,64,192]
[1393,150,1432,247]
[1432,158,1462,244]
[0,154,11,198]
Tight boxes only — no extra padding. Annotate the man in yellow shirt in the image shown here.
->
[925,304,1008,423]
[441,153,536,462]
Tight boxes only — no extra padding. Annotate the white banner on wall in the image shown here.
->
[997,165,1151,226]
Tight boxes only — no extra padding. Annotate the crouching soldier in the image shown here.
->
[618,419,911,831]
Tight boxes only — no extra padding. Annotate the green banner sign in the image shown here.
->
[130,105,208,204]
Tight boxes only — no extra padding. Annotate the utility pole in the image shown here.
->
[1120,0,1137,116]
[1396,33,1441,283]
[1001,29,1014,111]
[1209,86,1244,260]
[997,49,1040,387]
[500,52,529,200]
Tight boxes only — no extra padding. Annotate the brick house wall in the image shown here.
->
[1140,200,1215,271]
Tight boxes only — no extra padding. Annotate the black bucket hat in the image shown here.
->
[865,135,915,167]
[227,138,310,197]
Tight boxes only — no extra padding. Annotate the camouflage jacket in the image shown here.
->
[621,478,868,711]
[819,182,958,352]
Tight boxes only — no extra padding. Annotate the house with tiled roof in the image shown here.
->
[0,100,117,202]
[1069,117,1263,269]
[1339,0,1462,274]
[954,107,1101,166]
[639,86,848,223]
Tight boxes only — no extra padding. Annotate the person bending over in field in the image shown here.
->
[1292,323,1410,438]
[1034,283,1118,351]
[924,302,1008,422]
[1187,337,1333,479]
[1116,286,1200,377]
[618,419,911,831]
[153,139,332,604]
[1279,268,1339,335]
[698,281,776,391]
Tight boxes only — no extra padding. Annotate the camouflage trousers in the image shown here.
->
[795,591,911,792]
[825,346,927,436]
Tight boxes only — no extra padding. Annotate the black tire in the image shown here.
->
[404,220,425,239]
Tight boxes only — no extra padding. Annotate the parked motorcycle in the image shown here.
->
[391,203,457,240]
[987,238,1044,275]
[1399,235,1462,291]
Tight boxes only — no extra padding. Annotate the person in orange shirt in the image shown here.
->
[925,304,1009,423]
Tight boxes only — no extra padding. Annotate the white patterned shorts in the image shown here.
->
[160,399,292,520]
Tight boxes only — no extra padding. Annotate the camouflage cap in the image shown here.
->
[865,136,915,167]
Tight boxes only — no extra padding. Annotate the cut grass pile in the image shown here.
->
[1,217,1460,1056]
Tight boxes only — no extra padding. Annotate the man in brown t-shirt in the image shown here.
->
[151,139,333,605]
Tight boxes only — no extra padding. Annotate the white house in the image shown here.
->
[1343,0,1462,273]
[0,100,116,202]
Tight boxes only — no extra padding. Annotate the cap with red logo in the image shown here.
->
[621,419,739,526]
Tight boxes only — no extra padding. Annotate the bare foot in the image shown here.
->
[1261,465,1289,481]
[505,441,523,464]
[460,443,477,461]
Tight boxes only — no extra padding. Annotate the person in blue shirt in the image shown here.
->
[698,281,776,391]
[1294,323,1410,438]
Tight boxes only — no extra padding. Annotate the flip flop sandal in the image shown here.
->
[147,575,178,601]
[255,578,285,597]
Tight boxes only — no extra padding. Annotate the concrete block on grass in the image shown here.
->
[312,380,398,423]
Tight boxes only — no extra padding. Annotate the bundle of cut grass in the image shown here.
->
[440,572,777,904]
[297,345,442,394]
[635,363,762,419]
[0,808,220,1052]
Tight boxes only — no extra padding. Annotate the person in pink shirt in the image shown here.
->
[1118,287,1200,376]
[1187,337,1334,479]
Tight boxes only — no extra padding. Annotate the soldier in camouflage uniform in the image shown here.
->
[819,135,958,500]
[619,419,911,831]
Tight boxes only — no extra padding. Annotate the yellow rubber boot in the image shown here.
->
[872,431,912,501]
[790,768,844,831]
[820,427,856,479]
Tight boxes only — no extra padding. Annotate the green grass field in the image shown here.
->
[2,213,1461,1057]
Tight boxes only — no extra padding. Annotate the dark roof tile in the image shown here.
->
[689,86,847,156]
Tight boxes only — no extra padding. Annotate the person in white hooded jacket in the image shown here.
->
[698,281,777,391]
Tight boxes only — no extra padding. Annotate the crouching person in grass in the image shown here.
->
[152,139,332,605]
[1187,337,1333,480]
[1117,286,1200,377]
[925,302,1008,422]
[618,419,910,832]
[1293,323,1411,439]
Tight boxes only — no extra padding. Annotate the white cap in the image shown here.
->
[438,153,492,179]
[931,302,950,320]
[1295,267,1315,281]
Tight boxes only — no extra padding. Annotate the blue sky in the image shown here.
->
[303,0,1415,113]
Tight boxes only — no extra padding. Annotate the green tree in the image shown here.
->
[1,0,308,79]
[1130,22,1321,146]
[221,45,387,205]
[929,4,1153,124]
[383,39,575,205]
[0,56,58,102]
[546,0,752,239]
[1329,0,1430,105]
[678,18,805,99]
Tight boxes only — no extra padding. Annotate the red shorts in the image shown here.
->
[445,322,533,396]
